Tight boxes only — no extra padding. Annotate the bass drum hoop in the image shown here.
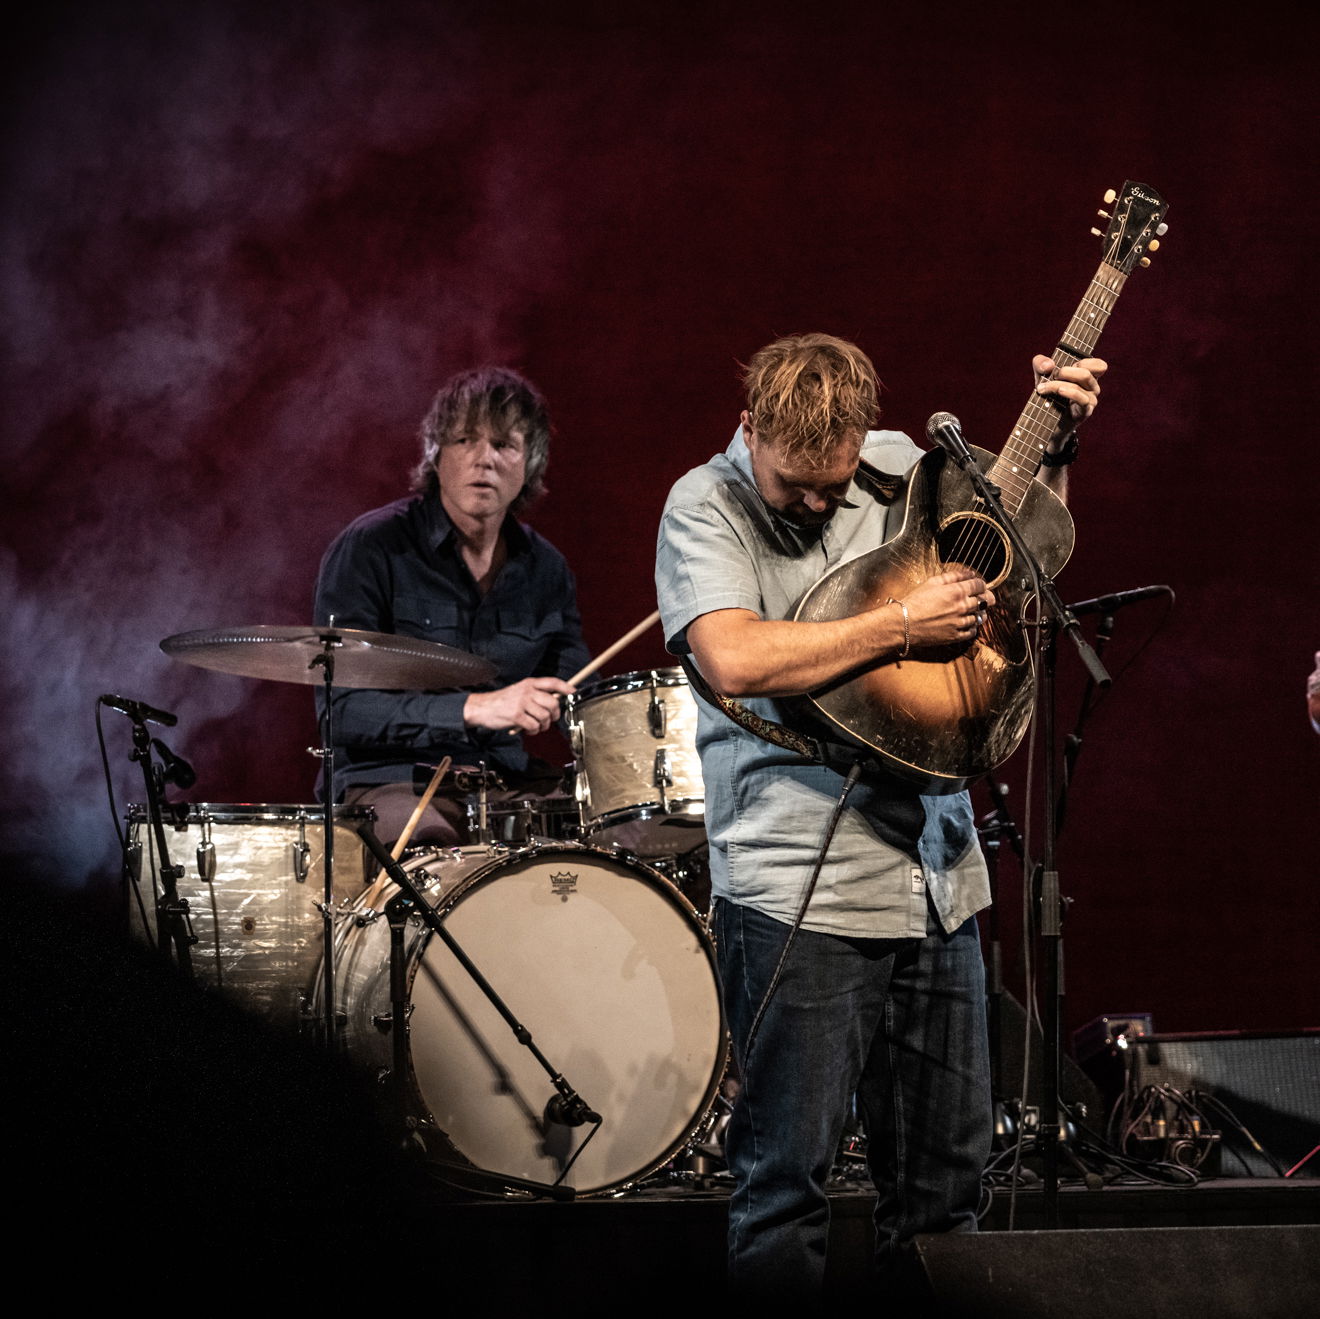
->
[371,843,727,1197]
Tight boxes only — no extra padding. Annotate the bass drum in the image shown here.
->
[336,843,726,1197]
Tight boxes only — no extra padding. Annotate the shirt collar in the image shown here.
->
[424,489,533,557]
[725,424,862,525]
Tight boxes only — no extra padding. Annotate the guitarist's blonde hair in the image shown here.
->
[742,333,881,467]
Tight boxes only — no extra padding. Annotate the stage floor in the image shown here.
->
[416,1168,1320,1303]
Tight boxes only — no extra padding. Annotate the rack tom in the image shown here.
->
[568,667,705,858]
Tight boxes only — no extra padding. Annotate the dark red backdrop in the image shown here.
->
[5,1,1316,1043]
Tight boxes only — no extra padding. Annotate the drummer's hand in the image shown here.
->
[464,677,576,735]
[1033,353,1106,425]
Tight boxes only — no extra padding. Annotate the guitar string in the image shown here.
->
[911,196,1150,673]
[937,262,1121,650]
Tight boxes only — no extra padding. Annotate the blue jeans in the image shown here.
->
[713,896,991,1298]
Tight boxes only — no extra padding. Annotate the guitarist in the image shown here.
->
[654,332,1104,1300]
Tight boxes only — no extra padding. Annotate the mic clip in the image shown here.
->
[544,1089,601,1129]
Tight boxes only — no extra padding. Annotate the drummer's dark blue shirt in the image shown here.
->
[313,491,590,798]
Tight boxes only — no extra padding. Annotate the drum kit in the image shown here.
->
[123,620,728,1199]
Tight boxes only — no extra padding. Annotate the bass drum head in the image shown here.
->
[351,844,725,1196]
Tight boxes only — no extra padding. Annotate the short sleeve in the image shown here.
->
[655,496,764,654]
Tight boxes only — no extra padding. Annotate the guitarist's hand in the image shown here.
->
[1033,353,1107,425]
[904,568,995,648]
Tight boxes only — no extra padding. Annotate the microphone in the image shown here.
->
[1067,585,1173,617]
[544,1091,601,1128]
[925,411,970,456]
[100,693,178,727]
[152,738,197,789]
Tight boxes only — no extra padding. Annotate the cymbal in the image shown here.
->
[160,625,497,690]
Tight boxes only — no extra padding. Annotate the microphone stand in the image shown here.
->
[978,779,1024,1138]
[933,420,1110,1227]
[127,716,197,979]
[1056,611,1115,837]
[356,821,596,1201]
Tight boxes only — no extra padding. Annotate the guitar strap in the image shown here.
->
[682,455,905,770]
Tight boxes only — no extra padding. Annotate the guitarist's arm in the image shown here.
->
[1031,353,1107,501]
[688,566,993,699]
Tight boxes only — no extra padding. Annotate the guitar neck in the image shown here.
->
[987,260,1129,516]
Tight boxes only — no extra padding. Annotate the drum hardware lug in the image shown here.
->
[291,840,311,883]
[648,690,667,738]
[372,1003,412,1032]
[653,748,673,789]
[195,840,216,882]
[306,745,329,759]
[126,839,143,882]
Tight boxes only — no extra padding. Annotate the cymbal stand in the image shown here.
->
[309,629,342,1049]
[357,822,595,1200]
[933,423,1110,1227]
[128,716,197,978]
[473,760,492,846]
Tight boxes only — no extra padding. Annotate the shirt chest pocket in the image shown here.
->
[498,607,561,672]
[393,595,467,649]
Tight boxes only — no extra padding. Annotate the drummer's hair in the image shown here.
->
[741,333,881,467]
[413,366,552,512]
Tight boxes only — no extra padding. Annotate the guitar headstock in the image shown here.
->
[1092,180,1169,274]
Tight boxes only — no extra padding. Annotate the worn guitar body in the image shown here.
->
[788,179,1169,791]
[793,444,1074,791]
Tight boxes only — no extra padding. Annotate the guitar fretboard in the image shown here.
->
[987,260,1129,516]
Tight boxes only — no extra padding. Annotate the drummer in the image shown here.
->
[313,366,590,847]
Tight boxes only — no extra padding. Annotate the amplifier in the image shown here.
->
[1123,1029,1320,1177]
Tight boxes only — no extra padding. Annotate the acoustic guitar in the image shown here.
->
[792,181,1169,791]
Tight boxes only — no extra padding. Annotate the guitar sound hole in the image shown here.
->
[935,512,1009,586]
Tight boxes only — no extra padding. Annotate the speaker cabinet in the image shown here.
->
[917,1225,1320,1318]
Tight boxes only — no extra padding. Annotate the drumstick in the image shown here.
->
[503,609,662,735]
[357,755,454,915]
[391,756,452,861]
[568,609,661,688]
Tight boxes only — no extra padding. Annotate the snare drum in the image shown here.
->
[568,668,705,858]
[464,795,580,847]
[126,803,376,1027]
[333,843,726,1196]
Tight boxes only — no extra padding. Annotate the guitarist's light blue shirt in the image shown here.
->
[656,426,991,939]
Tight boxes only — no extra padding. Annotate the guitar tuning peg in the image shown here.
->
[1090,227,1104,237]
[1156,222,1169,236]
[1104,188,1117,204]
[1096,209,1111,220]
[1147,239,1160,252]
[1139,257,1151,267]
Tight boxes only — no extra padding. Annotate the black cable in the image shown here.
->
[1190,1089,1287,1176]
[741,762,863,1073]
[552,1116,603,1188]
